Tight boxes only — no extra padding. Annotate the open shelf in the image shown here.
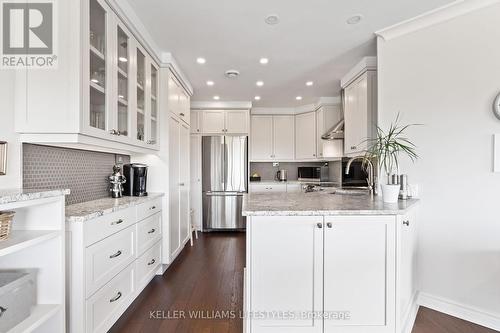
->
[137,108,144,115]
[0,230,60,257]
[118,67,128,78]
[137,83,144,91]
[90,81,105,94]
[118,97,128,106]
[89,45,105,61]
[8,304,61,333]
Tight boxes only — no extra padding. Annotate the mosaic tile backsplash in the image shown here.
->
[23,144,130,205]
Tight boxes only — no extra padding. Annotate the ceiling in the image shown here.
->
[124,0,453,107]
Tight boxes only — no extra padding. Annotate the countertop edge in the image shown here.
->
[0,189,70,206]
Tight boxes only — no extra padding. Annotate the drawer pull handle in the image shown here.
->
[111,219,124,225]
[0,306,7,316]
[147,259,156,266]
[150,206,156,210]
[148,228,156,234]
[403,220,410,226]
[109,291,122,303]
[109,250,122,259]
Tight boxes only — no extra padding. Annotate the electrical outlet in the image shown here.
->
[272,162,280,167]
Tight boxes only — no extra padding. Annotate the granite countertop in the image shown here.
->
[66,193,164,223]
[242,191,419,216]
[250,180,340,185]
[0,188,70,205]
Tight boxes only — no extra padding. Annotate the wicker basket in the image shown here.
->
[0,211,15,241]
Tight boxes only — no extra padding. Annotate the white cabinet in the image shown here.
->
[295,112,317,160]
[250,115,294,161]
[342,69,377,157]
[190,111,201,134]
[316,105,343,159]
[200,110,249,134]
[168,116,191,261]
[190,135,203,231]
[248,216,323,333]
[323,216,395,333]
[285,183,303,192]
[15,0,161,153]
[249,183,287,193]
[168,75,190,126]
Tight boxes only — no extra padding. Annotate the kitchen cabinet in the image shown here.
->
[249,216,323,333]
[168,116,191,261]
[168,75,190,126]
[190,135,203,231]
[15,0,161,153]
[316,105,343,159]
[295,111,317,160]
[200,110,249,134]
[250,115,294,161]
[249,183,287,193]
[190,111,201,134]
[342,59,377,157]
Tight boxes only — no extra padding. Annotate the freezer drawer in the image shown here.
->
[203,193,246,230]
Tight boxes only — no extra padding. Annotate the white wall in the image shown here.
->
[377,2,500,324]
[0,71,22,189]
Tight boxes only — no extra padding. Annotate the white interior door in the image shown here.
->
[168,116,181,258]
[323,215,395,333]
[250,116,273,160]
[273,116,295,160]
[249,216,323,333]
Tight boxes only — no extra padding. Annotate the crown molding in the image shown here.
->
[251,97,341,115]
[341,57,377,88]
[191,101,253,110]
[375,0,500,41]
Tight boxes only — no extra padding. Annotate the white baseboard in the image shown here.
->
[402,292,420,333]
[418,292,500,331]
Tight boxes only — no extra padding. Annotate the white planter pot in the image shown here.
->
[381,184,400,203]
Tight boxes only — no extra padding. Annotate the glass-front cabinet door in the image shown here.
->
[148,64,159,146]
[136,48,146,142]
[116,25,130,137]
[88,0,108,132]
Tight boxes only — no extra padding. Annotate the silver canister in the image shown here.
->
[399,174,408,200]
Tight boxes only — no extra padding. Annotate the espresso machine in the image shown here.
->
[122,164,148,196]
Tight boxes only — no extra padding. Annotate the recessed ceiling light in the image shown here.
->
[254,96,261,101]
[118,57,128,63]
[265,14,280,25]
[259,58,269,65]
[213,95,220,100]
[306,81,314,86]
[296,96,303,101]
[196,57,206,64]
[256,81,264,87]
[206,80,214,86]
[346,15,363,25]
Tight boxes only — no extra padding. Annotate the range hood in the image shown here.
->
[321,119,344,140]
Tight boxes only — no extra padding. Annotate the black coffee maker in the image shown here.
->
[122,164,148,196]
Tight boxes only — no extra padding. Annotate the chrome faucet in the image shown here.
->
[345,156,375,195]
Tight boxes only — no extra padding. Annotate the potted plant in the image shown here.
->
[364,114,419,203]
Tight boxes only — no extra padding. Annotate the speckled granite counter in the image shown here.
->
[242,191,418,216]
[0,188,70,205]
[66,193,164,222]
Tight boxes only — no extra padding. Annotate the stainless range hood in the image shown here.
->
[321,119,344,140]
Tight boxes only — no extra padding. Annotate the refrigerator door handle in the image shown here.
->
[205,191,244,197]
[223,140,228,191]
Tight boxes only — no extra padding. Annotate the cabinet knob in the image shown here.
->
[180,113,185,117]
[326,222,332,228]
[403,220,410,226]
[351,146,357,150]
[317,223,323,229]
[313,154,316,157]
[197,129,200,132]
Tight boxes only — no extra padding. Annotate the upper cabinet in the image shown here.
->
[193,110,250,135]
[14,0,182,153]
[295,112,317,160]
[341,57,377,157]
[169,75,191,126]
[250,115,294,161]
[316,105,343,159]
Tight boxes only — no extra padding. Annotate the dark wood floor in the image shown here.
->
[110,232,498,333]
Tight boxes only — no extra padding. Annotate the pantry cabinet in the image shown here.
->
[250,115,294,161]
[199,110,249,134]
[15,0,161,152]
[295,111,317,160]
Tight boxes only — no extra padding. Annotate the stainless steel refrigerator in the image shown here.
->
[202,136,248,230]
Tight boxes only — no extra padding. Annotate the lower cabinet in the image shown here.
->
[247,209,417,333]
[67,197,163,333]
[249,183,287,193]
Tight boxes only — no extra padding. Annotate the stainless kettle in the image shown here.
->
[276,169,288,182]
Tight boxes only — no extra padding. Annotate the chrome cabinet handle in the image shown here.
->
[326,222,332,228]
[148,228,156,234]
[403,220,410,226]
[109,250,122,259]
[317,223,323,229]
[111,219,123,225]
[109,291,122,303]
[149,205,156,210]
[147,258,156,266]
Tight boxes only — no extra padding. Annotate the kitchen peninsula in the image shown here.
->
[242,191,419,333]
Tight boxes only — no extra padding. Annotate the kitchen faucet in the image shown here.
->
[345,156,376,195]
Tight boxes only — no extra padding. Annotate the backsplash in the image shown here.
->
[23,144,130,205]
[250,161,342,182]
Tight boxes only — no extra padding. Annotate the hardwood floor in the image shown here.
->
[110,232,498,333]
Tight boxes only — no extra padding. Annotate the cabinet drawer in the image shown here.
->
[136,241,161,289]
[249,184,287,193]
[84,208,136,247]
[86,264,135,333]
[136,212,162,256]
[137,197,162,222]
[85,226,136,298]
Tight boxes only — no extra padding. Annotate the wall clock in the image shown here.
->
[494,92,500,120]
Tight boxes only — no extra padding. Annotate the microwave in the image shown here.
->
[298,167,329,182]
[341,158,369,188]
